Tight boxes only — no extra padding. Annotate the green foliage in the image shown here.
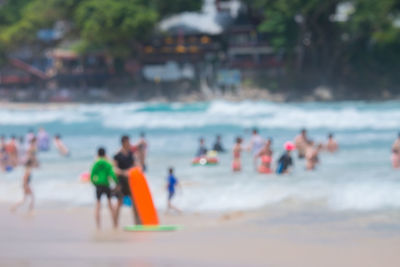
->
[245,0,400,93]
[74,0,158,57]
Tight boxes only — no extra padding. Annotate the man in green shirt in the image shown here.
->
[91,147,118,229]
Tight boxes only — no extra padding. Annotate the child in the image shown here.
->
[276,141,295,175]
[232,137,243,172]
[166,167,181,213]
[91,147,118,229]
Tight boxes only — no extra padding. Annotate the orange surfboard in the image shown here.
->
[128,167,159,225]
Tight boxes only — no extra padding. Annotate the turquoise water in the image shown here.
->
[1,100,400,212]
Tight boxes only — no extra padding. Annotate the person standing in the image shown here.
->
[391,133,400,168]
[232,137,243,172]
[294,129,309,159]
[257,138,273,173]
[11,138,38,212]
[113,135,140,226]
[166,167,181,213]
[248,128,264,170]
[90,147,118,229]
[325,133,339,153]
[276,142,295,175]
[5,135,18,167]
[37,128,50,152]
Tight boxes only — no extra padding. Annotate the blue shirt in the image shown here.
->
[167,175,178,193]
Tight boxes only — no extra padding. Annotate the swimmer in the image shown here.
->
[305,141,323,171]
[248,128,265,170]
[166,167,181,214]
[91,147,118,229]
[196,137,208,157]
[135,132,148,172]
[0,135,7,171]
[392,132,400,153]
[295,128,309,159]
[11,138,38,212]
[54,134,69,156]
[257,138,273,174]
[5,135,18,167]
[276,142,295,174]
[37,128,50,152]
[325,133,338,153]
[232,137,243,172]
[392,148,400,169]
[213,135,225,153]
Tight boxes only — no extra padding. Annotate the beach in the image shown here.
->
[1,100,400,266]
[1,202,400,266]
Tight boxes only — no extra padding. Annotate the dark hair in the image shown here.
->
[121,135,130,144]
[252,128,258,134]
[140,132,145,138]
[328,133,334,138]
[199,137,204,142]
[98,147,106,157]
[11,135,16,139]
[301,128,307,133]
[236,137,242,143]
[169,167,174,174]
[398,132,400,138]
[55,134,61,139]
[267,137,273,143]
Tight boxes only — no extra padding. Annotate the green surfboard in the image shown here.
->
[124,225,182,232]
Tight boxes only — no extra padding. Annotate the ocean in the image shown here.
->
[1,100,399,213]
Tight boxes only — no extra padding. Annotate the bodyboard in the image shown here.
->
[128,167,159,225]
[124,225,182,232]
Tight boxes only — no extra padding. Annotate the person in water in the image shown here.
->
[391,133,400,168]
[37,128,50,152]
[5,135,18,168]
[257,138,273,174]
[325,133,338,153]
[91,147,118,229]
[113,135,140,226]
[248,128,265,170]
[295,128,309,159]
[276,142,295,174]
[232,137,243,172]
[196,137,208,157]
[54,134,69,156]
[305,140,323,170]
[135,132,148,172]
[0,135,7,171]
[166,167,181,213]
[213,135,225,153]
[11,137,38,212]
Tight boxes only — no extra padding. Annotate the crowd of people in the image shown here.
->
[195,128,339,175]
[1,128,70,213]
[6,126,400,230]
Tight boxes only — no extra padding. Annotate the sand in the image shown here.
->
[1,203,400,267]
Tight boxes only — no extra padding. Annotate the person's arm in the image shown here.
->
[109,163,118,184]
[113,156,123,176]
[90,163,96,184]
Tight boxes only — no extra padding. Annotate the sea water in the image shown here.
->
[0,100,399,212]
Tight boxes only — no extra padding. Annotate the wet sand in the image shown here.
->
[1,203,400,266]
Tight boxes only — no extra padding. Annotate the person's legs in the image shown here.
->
[95,200,101,229]
[27,186,34,211]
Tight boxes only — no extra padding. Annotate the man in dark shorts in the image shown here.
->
[90,147,118,229]
[113,135,140,226]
